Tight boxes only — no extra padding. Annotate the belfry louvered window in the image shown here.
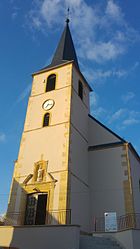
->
[43,113,50,127]
[78,81,83,100]
[46,74,56,92]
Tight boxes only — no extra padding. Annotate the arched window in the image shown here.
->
[43,113,50,127]
[46,74,56,92]
[78,81,83,100]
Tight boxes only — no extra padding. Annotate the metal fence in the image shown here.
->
[93,213,140,232]
[1,209,71,226]
[2,211,140,232]
[46,209,71,225]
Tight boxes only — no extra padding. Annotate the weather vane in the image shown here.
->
[66,7,70,24]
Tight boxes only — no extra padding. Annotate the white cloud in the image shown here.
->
[0,133,6,142]
[122,118,140,126]
[89,91,108,120]
[83,60,139,84]
[84,41,125,62]
[26,0,140,63]
[10,4,20,20]
[83,68,127,83]
[32,17,42,29]
[122,92,135,103]
[40,0,64,27]
[131,61,140,71]
[105,0,123,22]
[17,84,31,103]
[92,107,107,119]
[90,99,140,130]
[108,108,140,128]
[94,69,127,80]
[90,92,99,108]
[109,108,126,124]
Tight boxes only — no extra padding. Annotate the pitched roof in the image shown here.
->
[32,21,93,92]
[52,21,79,68]
[41,20,79,71]
[88,114,126,143]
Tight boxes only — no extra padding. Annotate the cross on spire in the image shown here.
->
[38,9,80,71]
[47,10,79,69]
[66,7,70,24]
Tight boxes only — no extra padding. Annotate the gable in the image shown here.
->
[88,114,125,146]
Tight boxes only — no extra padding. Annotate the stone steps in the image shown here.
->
[80,235,124,249]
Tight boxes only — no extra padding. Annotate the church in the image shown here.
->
[0,19,140,249]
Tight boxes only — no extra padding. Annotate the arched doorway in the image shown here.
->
[24,193,48,225]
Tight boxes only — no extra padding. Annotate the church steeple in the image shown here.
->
[50,20,79,69]
[33,18,92,91]
[46,20,79,70]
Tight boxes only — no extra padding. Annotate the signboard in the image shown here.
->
[104,212,117,232]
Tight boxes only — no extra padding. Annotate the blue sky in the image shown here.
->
[0,0,140,215]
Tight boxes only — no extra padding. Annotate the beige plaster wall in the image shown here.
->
[24,86,71,132]
[69,67,90,232]
[70,90,89,141]
[7,63,73,222]
[72,66,90,109]
[69,126,89,184]
[129,148,140,213]
[70,175,90,232]
[18,62,72,175]
[17,124,70,177]
[89,146,126,222]
[31,64,72,96]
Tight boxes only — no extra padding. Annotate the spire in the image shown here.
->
[50,19,79,69]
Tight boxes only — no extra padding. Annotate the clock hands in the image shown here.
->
[45,103,50,108]
[43,99,55,110]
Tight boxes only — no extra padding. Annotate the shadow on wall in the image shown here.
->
[5,178,70,226]
[0,247,19,249]
[0,224,80,249]
[5,178,27,226]
[0,178,72,248]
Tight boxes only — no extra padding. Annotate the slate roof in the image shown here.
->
[41,20,79,71]
[88,114,140,161]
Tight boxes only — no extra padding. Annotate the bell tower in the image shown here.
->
[6,20,92,231]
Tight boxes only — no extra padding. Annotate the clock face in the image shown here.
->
[43,99,55,111]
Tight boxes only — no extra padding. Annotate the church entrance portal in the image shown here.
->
[24,193,47,225]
